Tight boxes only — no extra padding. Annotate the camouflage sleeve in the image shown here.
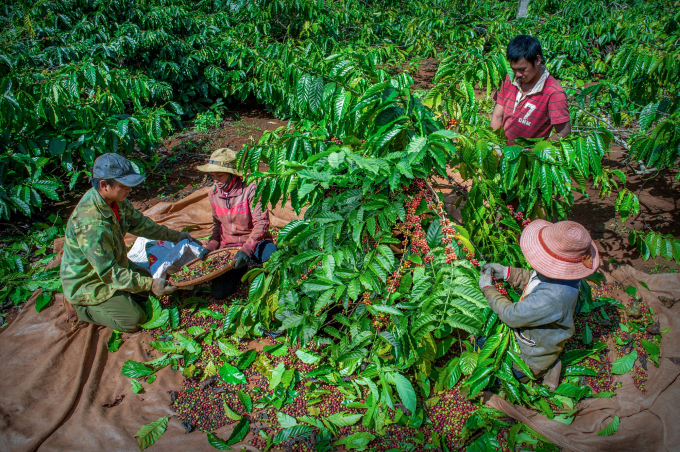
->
[79,221,153,293]
[241,183,270,257]
[124,201,181,243]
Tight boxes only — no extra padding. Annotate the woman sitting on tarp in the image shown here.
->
[197,148,276,300]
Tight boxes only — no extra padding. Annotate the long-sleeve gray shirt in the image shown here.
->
[482,267,580,376]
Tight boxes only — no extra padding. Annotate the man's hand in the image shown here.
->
[152,278,177,296]
[178,231,201,245]
[479,270,493,290]
[233,250,250,269]
[481,263,509,280]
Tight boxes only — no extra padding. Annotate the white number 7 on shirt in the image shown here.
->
[519,102,537,126]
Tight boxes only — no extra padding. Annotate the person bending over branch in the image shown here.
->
[197,148,277,300]
[479,220,599,389]
[61,154,199,332]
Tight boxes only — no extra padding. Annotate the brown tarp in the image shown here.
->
[1,191,678,451]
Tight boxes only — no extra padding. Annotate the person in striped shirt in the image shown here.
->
[490,35,571,145]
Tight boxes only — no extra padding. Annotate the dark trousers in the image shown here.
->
[211,241,277,300]
[73,260,150,332]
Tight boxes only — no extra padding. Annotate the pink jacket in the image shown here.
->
[206,177,272,256]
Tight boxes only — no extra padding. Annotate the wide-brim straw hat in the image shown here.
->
[519,219,599,280]
[196,148,243,176]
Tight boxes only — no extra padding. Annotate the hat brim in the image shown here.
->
[519,219,600,280]
[115,173,146,187]
[196,163,243,176]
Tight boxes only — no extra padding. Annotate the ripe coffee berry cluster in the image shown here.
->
[494,282,508,296]
[506,204,532,228]
[445,117,459,130]
[372,312,390,330]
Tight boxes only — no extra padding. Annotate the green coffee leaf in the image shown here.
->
[135,416,168,451]
[236,349,257,370]
[326,412,362,427]
[273,425,315,444]
[107,330,122,353]
[263,343,289,356]
[131,379,144,394]
[611,351,637,375]
[218,363,247,385]
[641,339,660,356]
[393,373,417,415]
[563,365,598,376]
[276,411,298,428]
[582,324,592,344]
[217,338,243,357]
[334,432,376,450]
[596,415,620,436]
[237,389,252,413]
[224,402,242,421]
[35,293,52,312]
[122,360,155,378]
[296,348,322,364]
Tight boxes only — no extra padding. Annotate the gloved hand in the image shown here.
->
[481,263,509,280]
[178,231,202,246]
[478,269,493,290]
[233,250,250,269]
[152,278,178,296]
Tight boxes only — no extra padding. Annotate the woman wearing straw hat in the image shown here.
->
[479,220,599,389]
[197,148,275,300]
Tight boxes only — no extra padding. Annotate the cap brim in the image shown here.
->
[519,219,600,280]
[115,173,146,187]
[196,163,242,176]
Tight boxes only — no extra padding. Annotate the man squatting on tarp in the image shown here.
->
[196,148,277,300]
[60,154,199,332]
[479,220,599,389]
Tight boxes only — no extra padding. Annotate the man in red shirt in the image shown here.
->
[491,35,571,145]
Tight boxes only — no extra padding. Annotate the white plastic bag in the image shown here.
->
[126,237,154,271]
[127,237,208,279]
[149,239,208,279]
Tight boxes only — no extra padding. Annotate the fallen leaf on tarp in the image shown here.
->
[131,379,144,394]
[102,394,125,408]
[646,322,661,335]
[658,296,678,308]
[35,293,52,313]
[136,416,169,450]
[596,415,620,436]
[107,330,123,352]
[200,376,217,391]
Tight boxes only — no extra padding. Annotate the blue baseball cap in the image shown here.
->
[92,153,145,187]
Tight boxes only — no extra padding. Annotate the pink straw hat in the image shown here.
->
[519,220,599,280]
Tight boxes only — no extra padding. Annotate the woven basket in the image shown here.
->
[168,247,238,287]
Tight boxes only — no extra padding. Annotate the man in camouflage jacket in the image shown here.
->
[60,154,196,332]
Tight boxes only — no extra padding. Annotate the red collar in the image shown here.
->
[111,201,120,222]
